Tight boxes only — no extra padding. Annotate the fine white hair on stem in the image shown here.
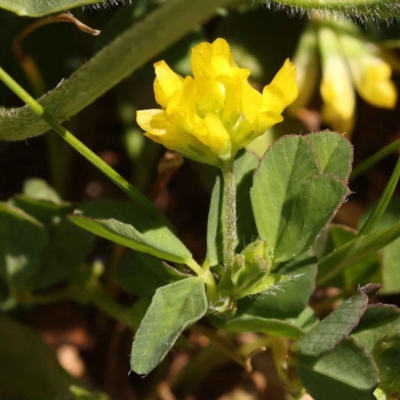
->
[259,0,399,25]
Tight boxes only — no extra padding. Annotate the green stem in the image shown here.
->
[0,67,158,213]
[187,258,217,300]
[70,284,134,328]
[358,156,400,236]
[269,0,396,14]
[222,166,237,271]
[350,138,400,180]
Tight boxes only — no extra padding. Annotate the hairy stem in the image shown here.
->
[222,166,237,271]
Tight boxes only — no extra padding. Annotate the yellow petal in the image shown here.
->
[338,30,397,110]
[242,80,263,123]
[354,57,397,109]
[268,59,298,106]
[138,109,221,166]
[211,38,233,61]
[154,60,183,107]
[261,85,287,113]
[192,114,230,154]
[191,41,215,78]
[191,38,240,79]
[320,57,355,132]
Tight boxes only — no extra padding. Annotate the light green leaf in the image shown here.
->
[69,199,192,264]
[307,131,353,179]
[130,277,207,375]
[0,202,48,290]
[251,135,319,255]
[0,0,106,16]
[298,287,372,357]
[23,178,62,204]
[116,251,188,297]
[251,134,351,262]
[273,175,350,262]
[298,337,379,400]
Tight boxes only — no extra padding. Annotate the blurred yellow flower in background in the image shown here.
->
[137,38,298,168]
[290,20,397,138]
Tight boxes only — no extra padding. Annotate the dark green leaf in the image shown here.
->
[116,251,188,297]
[298,338,379,400]
[218,314,305,340]
[130,277,207,375]
[0,202,48,290]
[69,199,192,264]
[353,304,400,334]
[0,313,108,400]
[298,287,372,357]
[238,252,317,320]
[12,196,93,290]
[307,131,353,180]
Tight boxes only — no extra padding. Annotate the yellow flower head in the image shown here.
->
[137,38,298,168]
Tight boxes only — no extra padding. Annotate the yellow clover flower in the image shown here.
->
[290,20,397,138]
[137,38,298,168]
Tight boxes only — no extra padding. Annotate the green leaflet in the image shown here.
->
[298,338,379,400]
[298,287,371,357]
[69,199,193,264]
[307,131,353,180]
[251,133,351,263]
[130,277,207,375]
[12,195,93,290]
[116,251,188,298]
[0,202,48,290]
